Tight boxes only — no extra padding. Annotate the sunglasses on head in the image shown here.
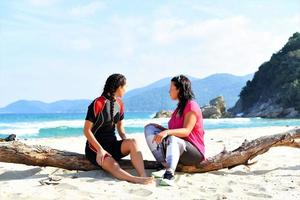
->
[177,75,181,82]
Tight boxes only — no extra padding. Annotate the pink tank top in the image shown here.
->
[168,100,205,156]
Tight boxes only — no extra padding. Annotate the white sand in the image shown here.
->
[0,126,299,200]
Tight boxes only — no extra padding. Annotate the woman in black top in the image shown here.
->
[84,74,153,184]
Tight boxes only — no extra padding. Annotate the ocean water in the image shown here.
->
[0,112,299,139]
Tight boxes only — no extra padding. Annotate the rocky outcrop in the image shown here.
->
[154,96,231,119]
[153,110,172,118]
[234,99,300,118]
[209,96,226,115]
[201,96,231,119]
[201,105,222,119]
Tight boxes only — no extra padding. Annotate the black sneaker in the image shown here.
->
[159,171,175,186]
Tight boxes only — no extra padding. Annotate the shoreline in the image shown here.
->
[1,117,300,140]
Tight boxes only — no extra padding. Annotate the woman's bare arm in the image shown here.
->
[152,111,197,144]
[117,120,127,139]
[167,111,197,137]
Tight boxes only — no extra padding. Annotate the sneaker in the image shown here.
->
[159,171,175,186]
[151,170,165,178]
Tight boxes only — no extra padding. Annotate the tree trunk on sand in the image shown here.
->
[0,128,299,173]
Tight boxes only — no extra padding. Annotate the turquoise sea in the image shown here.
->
[0,112,299,139]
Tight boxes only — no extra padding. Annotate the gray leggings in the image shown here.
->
[144,124,204,171]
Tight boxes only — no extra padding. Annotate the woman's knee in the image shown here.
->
[128,138,138,149]
[122,138,139,153]
[144,123,153,133]
[144,124,156,136]
[100,156,119,170]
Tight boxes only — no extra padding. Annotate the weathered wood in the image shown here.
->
[178,128,300,173]
[0,128,299,173]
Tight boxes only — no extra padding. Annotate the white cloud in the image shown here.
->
[69,1,105,17]
[152,16,249,45]
[149,15,294,76]
[152,18,186,45]
[2,1,299,106]
[108,16,147,59]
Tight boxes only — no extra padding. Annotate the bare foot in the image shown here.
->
[134,176,154,185]
[140,173,147,177]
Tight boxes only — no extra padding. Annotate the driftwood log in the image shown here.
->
[0,128,299,173]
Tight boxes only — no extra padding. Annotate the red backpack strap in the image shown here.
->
[93,96,106,117]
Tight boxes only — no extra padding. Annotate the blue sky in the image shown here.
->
[0,0,299,107]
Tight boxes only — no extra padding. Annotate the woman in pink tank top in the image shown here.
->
[144,75,205,186]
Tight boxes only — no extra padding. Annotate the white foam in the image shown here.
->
[0,120,84,136]
[0,118,168,136]
[148,113,156,118]
[0,128,39,136]
[0,117,271,137]
[0,123,12,128]
[204,118,252,125]
[0,118,169,136]
[123,118,169,127]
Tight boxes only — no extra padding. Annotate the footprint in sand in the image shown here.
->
[128,188,153,197]
[55,183,79,190]
[258,187,267,192]
[207,187,217,193]
[246,192,272,198]
[227,180,237,186]
[222,187,233,193]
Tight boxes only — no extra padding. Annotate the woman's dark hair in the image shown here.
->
[171,75,195,116]
[102,74,126,125]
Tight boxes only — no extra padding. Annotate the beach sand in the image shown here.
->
[0,126,299,200]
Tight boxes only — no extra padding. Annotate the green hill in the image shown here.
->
[230,32,300,118]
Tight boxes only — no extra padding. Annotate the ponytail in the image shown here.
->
[102,74,126,125]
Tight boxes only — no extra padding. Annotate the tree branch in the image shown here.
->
[0,128,299,173]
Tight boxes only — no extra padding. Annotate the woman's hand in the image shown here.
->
[152,130,169,144]
[96,149,112,166]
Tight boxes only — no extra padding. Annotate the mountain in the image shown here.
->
[192,73,253,109]
[0,100,48,113]
[123,73,253,112]
[0,73,252,113]
[124,76,198,98]
[229,32,300,118]
[0,99,91,114]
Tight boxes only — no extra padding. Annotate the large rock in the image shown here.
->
[153,110,172,118]
[201,96,231,119]
[283,108,299,118]
[241,99,299,118]
[154,96,231,119]
[209,96,226,115]
[201,105,222,119]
